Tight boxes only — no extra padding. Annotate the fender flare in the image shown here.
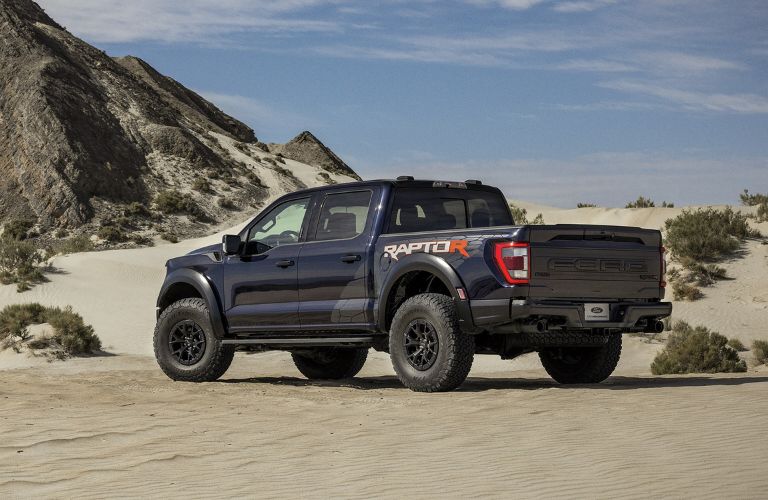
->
[377,253,474,332]
[157,268,227,338]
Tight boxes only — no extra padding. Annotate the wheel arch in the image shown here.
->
[377,254,474,333]
[157,269,227,338]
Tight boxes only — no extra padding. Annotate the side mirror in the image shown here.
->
[222,234,242,255]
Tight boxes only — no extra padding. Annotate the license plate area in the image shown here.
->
[584,303,610,321]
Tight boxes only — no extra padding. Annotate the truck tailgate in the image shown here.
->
[528,225,663,299]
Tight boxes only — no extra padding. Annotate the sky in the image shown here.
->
[36,0,768,207]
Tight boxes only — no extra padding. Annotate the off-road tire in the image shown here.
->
[538,333,622,384]
[154,298,235,382]
[389,293,474,392]
[292,348,368,379]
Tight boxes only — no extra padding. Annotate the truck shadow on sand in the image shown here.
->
[219,374,768,392]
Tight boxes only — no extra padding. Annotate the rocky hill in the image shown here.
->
[0,0,359,243]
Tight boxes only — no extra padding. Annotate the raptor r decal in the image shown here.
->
[384,239,469,261]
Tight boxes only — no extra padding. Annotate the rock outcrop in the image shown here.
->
[0,0,358,238]
[269,131,361,180]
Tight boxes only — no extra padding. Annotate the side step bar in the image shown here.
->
[222,336,376,347]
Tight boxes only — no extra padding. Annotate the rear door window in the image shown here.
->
[388,188,511,233]
[312,190,373,241]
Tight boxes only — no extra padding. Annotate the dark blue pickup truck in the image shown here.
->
[154,178,671,392]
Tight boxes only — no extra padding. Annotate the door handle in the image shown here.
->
[341,254,362,263]
[276,259,295,268]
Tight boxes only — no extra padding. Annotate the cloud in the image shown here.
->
[551,101,663,111]
[313,31,591,66]
[635,51,745,73]
[553,0,617,13]
[599,80,768,114]
[465,0,547,10]
[554,58,635,72]
[36,0,343,43]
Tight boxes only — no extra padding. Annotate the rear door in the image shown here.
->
[527,225,664,299]
[297,188,377,329]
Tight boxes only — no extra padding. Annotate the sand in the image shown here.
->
[2,353,767,499]
[1,200,767,498]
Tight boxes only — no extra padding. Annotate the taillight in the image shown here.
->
[660,246,667,288]
[494,242,530,284]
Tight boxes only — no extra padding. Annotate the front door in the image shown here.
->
[223,196,312,332]
[298,189,375,329]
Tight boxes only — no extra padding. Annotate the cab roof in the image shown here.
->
[291,178,502,195]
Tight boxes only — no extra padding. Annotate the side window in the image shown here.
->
[391,197,466,232]
[313,191,372,241]
[245,198,310,253]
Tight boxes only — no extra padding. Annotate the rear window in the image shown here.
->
[388,187,512,233]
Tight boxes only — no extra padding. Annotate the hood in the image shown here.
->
[187,243,220,256]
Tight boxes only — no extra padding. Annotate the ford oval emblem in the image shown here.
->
[591,306,604,314]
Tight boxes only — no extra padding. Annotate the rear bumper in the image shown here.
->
[470,298,672,330]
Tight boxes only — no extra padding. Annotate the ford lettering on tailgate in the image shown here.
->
[547,258,648,273]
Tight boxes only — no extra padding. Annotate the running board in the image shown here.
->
[222,336,376,346]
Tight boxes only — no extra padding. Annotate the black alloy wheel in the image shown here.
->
[404,319,440,371]
[168,319,207,366]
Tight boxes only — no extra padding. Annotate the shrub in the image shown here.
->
[318,172,337,185]
[97,225,125,243]
[0,303,46,339]
[752,339,768,365]
[218,198,236,210]
[626,196,655,208]
[246,172,264,187]
[661,201,674,208]
[684,262,727,286]
[273,165,293,177]
[740,189,768,206]
[44,306,101,354]
[651,321,747,375]
[160,232,179,243]
[757,202,768,222]
[672,281,703,301]
[510,205,528,224]
[124,202,151,217]
[49,235,94,255]
[530,213,545,225]
[2,219,35,240]
[192,177,212,193]
[132,234,154,246]
[0,237,46,292]
[0,303,100,355]
[576,203,597,208]
[664,207,753,262]
[727,338,748,352]
[666,267,681,282]
[154,190,206,219]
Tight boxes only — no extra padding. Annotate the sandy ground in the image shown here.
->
[2,201,767,498]
[2,352,768,499]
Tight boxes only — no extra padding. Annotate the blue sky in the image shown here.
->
[38,0,768,207]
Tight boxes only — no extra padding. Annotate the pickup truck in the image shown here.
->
[154,177,671,392]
